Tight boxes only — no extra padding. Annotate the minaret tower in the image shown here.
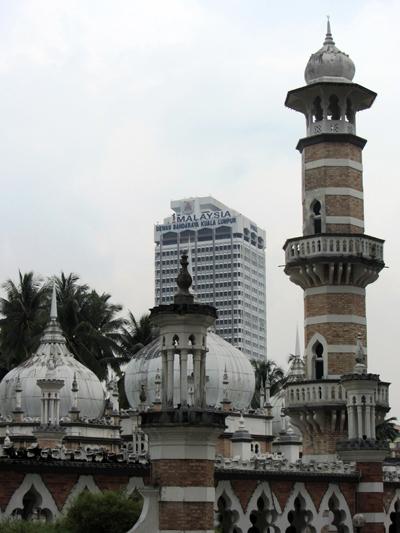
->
[283,21,387,459]
[139,253,226,533]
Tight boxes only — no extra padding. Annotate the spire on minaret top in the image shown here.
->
[323,16,335,46]
[50,281,58,320]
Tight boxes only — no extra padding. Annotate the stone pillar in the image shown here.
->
[166,349,174,407]
[161,350,168,408]
[193,350,201,407]
[179,349,188,407]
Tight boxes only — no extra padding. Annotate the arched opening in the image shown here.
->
[328,94,341,120]
[286,495,315,533]
[389,499,400,532]
[172,335,179,347]
[247,493,278,533]
[188,334,196,346]
[312,96,323,122]
[215,494,242,533]
[313,341,324,380]
[327,493,349,532]
[311,200,322,234]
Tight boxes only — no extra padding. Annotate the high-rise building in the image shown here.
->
[154,196,266,360]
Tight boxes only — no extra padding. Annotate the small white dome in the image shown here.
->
[0,290,105,420]
[124,332,255,410]
[305,22,355,85]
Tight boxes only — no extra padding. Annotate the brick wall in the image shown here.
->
[0,471,25,510]
[304,292,365,317]
[159,501,213,530]
[302,424,347,455]
[325,195,364,219]
[305,323,366,346]
[304,166,363,191]
[41,473,78,510]
[151,459,214,487]
[230,479,258,513]
[304,143,362,163]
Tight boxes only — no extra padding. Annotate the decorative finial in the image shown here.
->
[72,372,78,392]
[15,375,22,393]
[323,15,335,46]
[174,252,194,304]
[50,281,58,320]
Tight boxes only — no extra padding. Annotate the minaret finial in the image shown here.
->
[174,252,194,304]
[324,15,335,46]
[50,281,58,320]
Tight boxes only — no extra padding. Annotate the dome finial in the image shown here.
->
[50,280,58,320]
[324,15,335,45]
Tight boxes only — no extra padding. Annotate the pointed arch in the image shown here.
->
[280,482,317,532]
[384,488,400,532]
[215,480,245,532]
[306,333,328,380]
[61,475,100,512]
[4,473,59,520]
[317,483,352,531]
[245,481,282,532]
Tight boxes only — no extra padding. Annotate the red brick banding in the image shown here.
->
[304,143,362,163]
[325,195,364,219]
[0,471,25,509]
[159,501,214,530]
[230,479,258,512]
[304,292,366,317]
[304,481,329,510]
[325,223,364,234]
[151,459,214,487]
[42,473,79,510]
[302,426,347,456]
[270,480,294,511]
[305,323,366,346]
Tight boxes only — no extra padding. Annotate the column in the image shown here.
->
[371,406,376,439]
[42,397,47,425]
[365,404,371,438]
[161,350,168,408]
[193,350,201,407]
[180,349,188,407]
[167,350,174,407]
[357,403,363,439]
[347,405,356,439]
[199,350,206,408]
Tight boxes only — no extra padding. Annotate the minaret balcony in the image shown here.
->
[284,234,384,288]
[284,379,390,410]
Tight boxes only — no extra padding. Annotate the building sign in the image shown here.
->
[156,210,237,232]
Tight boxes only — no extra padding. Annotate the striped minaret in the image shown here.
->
[283,21,386,459]
[141,253,226,533]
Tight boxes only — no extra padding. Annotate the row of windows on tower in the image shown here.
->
[311,95,354,124]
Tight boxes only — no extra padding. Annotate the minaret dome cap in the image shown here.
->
[304,18,355,85]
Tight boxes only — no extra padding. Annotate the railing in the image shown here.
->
[285,234,384,264]
[285,380,346,407]
[308,119,355,136]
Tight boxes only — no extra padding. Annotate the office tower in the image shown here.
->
[154,196,266,360]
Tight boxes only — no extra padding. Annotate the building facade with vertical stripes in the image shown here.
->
[154,196,267,360]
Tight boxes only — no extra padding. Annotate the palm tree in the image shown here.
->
[54,274,126,380]
[376,417,400,442]
[120,312,154,357]
[0,271,49,370]
[251,359,285,408]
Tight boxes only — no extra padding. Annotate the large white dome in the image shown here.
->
[0,291,105,420]
[124,332,255,410]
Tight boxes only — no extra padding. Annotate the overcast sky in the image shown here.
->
[1,1,399,410]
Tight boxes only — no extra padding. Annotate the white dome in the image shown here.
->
[305,22,355,85]
[0,293,105,420]
[124,332,255,410]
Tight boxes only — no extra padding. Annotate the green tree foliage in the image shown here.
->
[251,359,285,408]
[120,312,154,357]
[0,272,49,371]
[376,417,400,442]
[0,520,65,532]
[0,272,126,381]
[61,490,142,533]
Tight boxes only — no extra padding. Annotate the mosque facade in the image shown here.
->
[0,21,399,533]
